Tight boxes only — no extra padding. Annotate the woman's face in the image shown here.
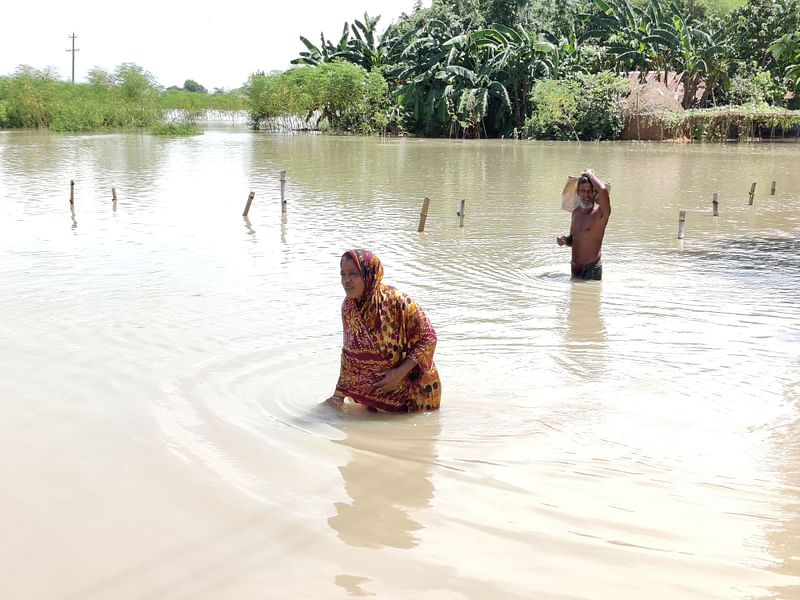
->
[340,256,365,300]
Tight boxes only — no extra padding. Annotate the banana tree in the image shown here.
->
[292,23,351,66]
[383,19,458,135]
[590,0,655,76]
[650,15,729,107]
[468,24,557,129]
[339,13,386,71]
[437,33,514,137]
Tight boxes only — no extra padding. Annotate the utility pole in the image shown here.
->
[65,33,79,83]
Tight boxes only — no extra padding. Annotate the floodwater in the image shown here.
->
[1,126,798,600]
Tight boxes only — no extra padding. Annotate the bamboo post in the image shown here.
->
[280,170,287,213]
[69,180,74,206]
[712,192,719,217]
[770,181,776,195]
[678,210,686,239]
[112,187,117,203]
[748,182,756,205]
[457,199,465,228]
[417,197,430,232]
[242,191,255,217]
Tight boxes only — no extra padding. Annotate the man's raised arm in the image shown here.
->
[583,169,611,218]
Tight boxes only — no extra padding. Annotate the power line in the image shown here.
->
[65,33,80,83]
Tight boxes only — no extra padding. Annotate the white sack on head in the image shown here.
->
[561,176,579,212]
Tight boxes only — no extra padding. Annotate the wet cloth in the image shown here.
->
[335,249,441,412]
[572,258,602,280]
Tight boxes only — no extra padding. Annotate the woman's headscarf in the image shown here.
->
[342,249,385,332]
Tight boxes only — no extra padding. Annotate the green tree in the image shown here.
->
[383,18,457,135]
[525,70,628,139]
[183,79,208,93]
[246,62,394,134]
[726,0,800,73]
[113,63,162,127]
[470,24,561,129]
[340,13,386,70]
[650,15,730,106]
[292,23,352,66]
[770,31,800,92]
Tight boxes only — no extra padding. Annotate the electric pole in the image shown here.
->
[65,33,80,83]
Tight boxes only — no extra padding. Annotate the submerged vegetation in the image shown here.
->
[246,62,400,134]
[1,0,799,140]
[150,121,203,136]
[0,64,245,134]
[643,105,800,140]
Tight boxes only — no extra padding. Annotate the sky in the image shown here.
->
[2,0,430,91]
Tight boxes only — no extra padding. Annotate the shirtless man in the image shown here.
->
[557,169,610,280]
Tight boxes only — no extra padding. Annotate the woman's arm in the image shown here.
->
[374,356,418,393]
[374,297,437,393]
[407,304,437,371]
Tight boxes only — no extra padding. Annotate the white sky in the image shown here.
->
[1,0,429,90]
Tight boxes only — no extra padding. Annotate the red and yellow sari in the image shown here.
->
[335,249,441,412]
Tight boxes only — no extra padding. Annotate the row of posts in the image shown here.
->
[69,179,117,222]
[678,180,777,239]
[64,175,778,238]
[242,170,287,217]
[243,179,464,232]
[66,172,462,230]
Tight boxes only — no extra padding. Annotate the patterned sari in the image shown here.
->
[335,249,441,412]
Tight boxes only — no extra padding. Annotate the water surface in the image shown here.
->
[1,127,798,599]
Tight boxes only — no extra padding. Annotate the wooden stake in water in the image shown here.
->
[770,181,776,195]
[748,182,756,205]
[280,170,287,213]
[242,191,255,217]
[418,197,430,232]
[69,180,75,206]
[457,199,466,228]
[112,187,117,212]
[712,192,719,217]
[678,210,686,239]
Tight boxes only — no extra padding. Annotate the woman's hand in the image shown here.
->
[323,395,344,409]
[374,368,404,393]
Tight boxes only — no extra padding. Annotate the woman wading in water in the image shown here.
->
[326,249,441,412]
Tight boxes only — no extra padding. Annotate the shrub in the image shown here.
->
[723,65,786,106]
[525,79,580,140]
[150,122,202,135]
[524,71,628,140]
[245,62,397,134]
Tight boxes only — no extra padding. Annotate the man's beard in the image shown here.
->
[578,199,594,210]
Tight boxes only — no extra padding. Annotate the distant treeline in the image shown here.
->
[245,0,800,139]
[3,0,799,140]
[0,64,246,134]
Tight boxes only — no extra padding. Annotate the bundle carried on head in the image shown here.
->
[561,176,580,212]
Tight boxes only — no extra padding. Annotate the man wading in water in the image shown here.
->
[557,168,610,280]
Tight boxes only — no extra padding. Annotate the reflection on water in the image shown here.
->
[242,216,255,236]
[335,574,374,597]
[328,415,439,550]
[563,281,606,379]
[688,236,800,303]
[767,380,800,599]
[1,128,800,599]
